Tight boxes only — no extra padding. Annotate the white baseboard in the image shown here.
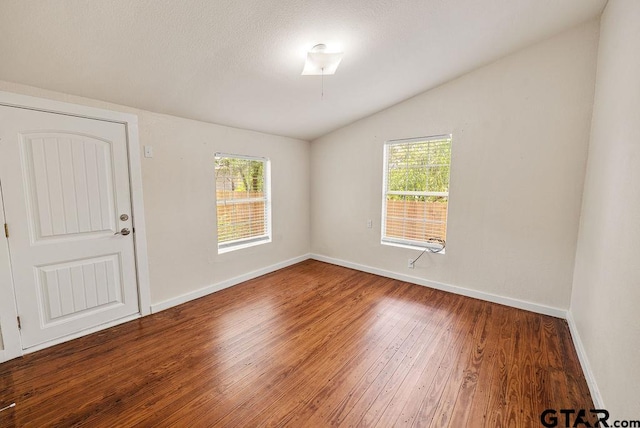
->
[150,254,311,313]
[309,253,568,319]
[565,311,604,409]
[152,251,568,320]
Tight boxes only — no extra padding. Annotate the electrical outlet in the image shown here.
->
[408,259,415,269]
[367,219,372,229]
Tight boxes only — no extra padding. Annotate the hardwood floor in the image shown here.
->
[0,260,593,427]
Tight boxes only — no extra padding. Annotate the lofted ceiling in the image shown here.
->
[0,0,606,141]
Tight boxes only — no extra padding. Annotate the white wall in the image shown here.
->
[570,0,640,418]
[0,80,310,307]
[311,21,599,310]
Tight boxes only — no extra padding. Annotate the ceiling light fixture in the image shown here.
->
[301,44,343,76]
[302,44,343,100]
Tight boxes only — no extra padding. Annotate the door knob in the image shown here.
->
[114,228,131,236]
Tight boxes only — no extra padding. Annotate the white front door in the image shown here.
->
[0,105,140,349]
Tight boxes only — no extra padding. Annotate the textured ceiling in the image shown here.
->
[0,0,606,141]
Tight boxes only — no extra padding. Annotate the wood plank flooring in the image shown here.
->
[0,260,593,427]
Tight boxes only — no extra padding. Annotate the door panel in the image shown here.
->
[0,105,139,349]
[24,133,117,240]
[37,254,123,325]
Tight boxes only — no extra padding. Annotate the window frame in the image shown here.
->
[214,152,272,254]
[380,135,452,253]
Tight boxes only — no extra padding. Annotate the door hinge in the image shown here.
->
[17,316,21,330]
[3,223,7,238]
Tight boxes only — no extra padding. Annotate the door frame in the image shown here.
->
[0,90,151,362]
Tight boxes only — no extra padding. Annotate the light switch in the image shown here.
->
[144,146,153,158]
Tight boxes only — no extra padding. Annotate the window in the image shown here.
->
[381,135,452,251]
[214,153,271,253]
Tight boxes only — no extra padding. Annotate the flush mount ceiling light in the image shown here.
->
[301,44,344,76]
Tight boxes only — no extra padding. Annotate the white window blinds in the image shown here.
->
[215,154,271,253]
[381,135,452,250]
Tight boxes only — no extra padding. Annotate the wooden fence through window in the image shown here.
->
[385,200,447,242]
[216,191,266,242]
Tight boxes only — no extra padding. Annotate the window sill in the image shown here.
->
[218,236,271,254]
[381,239,446,255]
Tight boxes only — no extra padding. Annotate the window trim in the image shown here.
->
[380,135,452,253]
[214,152,271,254]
